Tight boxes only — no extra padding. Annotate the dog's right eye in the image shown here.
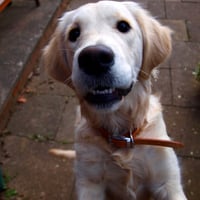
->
[116,20,131,33]
[68,27,81,42]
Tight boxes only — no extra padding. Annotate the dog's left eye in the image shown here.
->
[68,27,81,42]
[116,20,131,33]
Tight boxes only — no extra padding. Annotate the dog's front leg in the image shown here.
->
[148,148,187,200]
[75,147,106,200]
[76,180,105,200]
[75,162,106,200]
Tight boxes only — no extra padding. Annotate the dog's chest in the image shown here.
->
[102,154,139,199]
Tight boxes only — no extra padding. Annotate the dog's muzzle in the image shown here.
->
[77,44,133,108]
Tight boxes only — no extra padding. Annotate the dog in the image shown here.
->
[43,1,187,199]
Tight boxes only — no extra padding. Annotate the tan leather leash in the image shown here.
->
[100,128,184,149]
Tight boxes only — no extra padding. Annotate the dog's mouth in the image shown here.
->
[84,83,133,108]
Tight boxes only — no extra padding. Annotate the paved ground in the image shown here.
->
[0,0,200,199]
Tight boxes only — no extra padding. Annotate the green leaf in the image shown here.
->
[5,188,18,199]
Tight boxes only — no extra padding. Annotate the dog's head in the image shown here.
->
[43,1,171,111]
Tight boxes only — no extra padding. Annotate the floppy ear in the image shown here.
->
[125,3,172,79]
[43,22,73,88]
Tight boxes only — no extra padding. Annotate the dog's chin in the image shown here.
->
[84,83,133,111]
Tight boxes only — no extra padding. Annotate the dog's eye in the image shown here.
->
[68,27,81,42]
[116,20,131,33]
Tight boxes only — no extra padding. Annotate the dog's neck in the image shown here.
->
[80,80,151,136]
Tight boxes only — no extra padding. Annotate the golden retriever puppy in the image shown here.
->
[43,1,187,199]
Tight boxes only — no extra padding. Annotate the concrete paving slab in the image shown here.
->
[166,1,200,21]
[7,94,66,139]
[165,0,181,2]
[161,20,189,41]
[68,0,164,20]
[147,0,165,19]
[67,0,99,10]
[56,97,78,143]
[67,0,171,17]
[0,0,62,109]
[170,42,200,69]
[0,0,67,130]
[28,74,75,97]
[182,0,200,2]
[180,157,200,200]
[187,19,200,42]
[163,106,200,157]
[1,135,75,200]
[171,68,200,107]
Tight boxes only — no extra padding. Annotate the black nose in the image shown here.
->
[78,45,114,76]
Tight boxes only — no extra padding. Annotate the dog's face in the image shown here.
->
[66,2,144,110]
[44,1,171,111]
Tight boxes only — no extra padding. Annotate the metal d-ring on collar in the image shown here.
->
[110,130,135,148]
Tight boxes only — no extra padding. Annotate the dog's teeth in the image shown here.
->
[104,89,109,94]
[109,88,114,93]
[91,88,115,95]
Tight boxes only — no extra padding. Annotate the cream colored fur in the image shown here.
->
[44,1,187,199]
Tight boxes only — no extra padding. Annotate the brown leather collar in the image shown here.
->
[100,128,184,149]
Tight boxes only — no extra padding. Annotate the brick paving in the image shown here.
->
[0,0,200,199]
